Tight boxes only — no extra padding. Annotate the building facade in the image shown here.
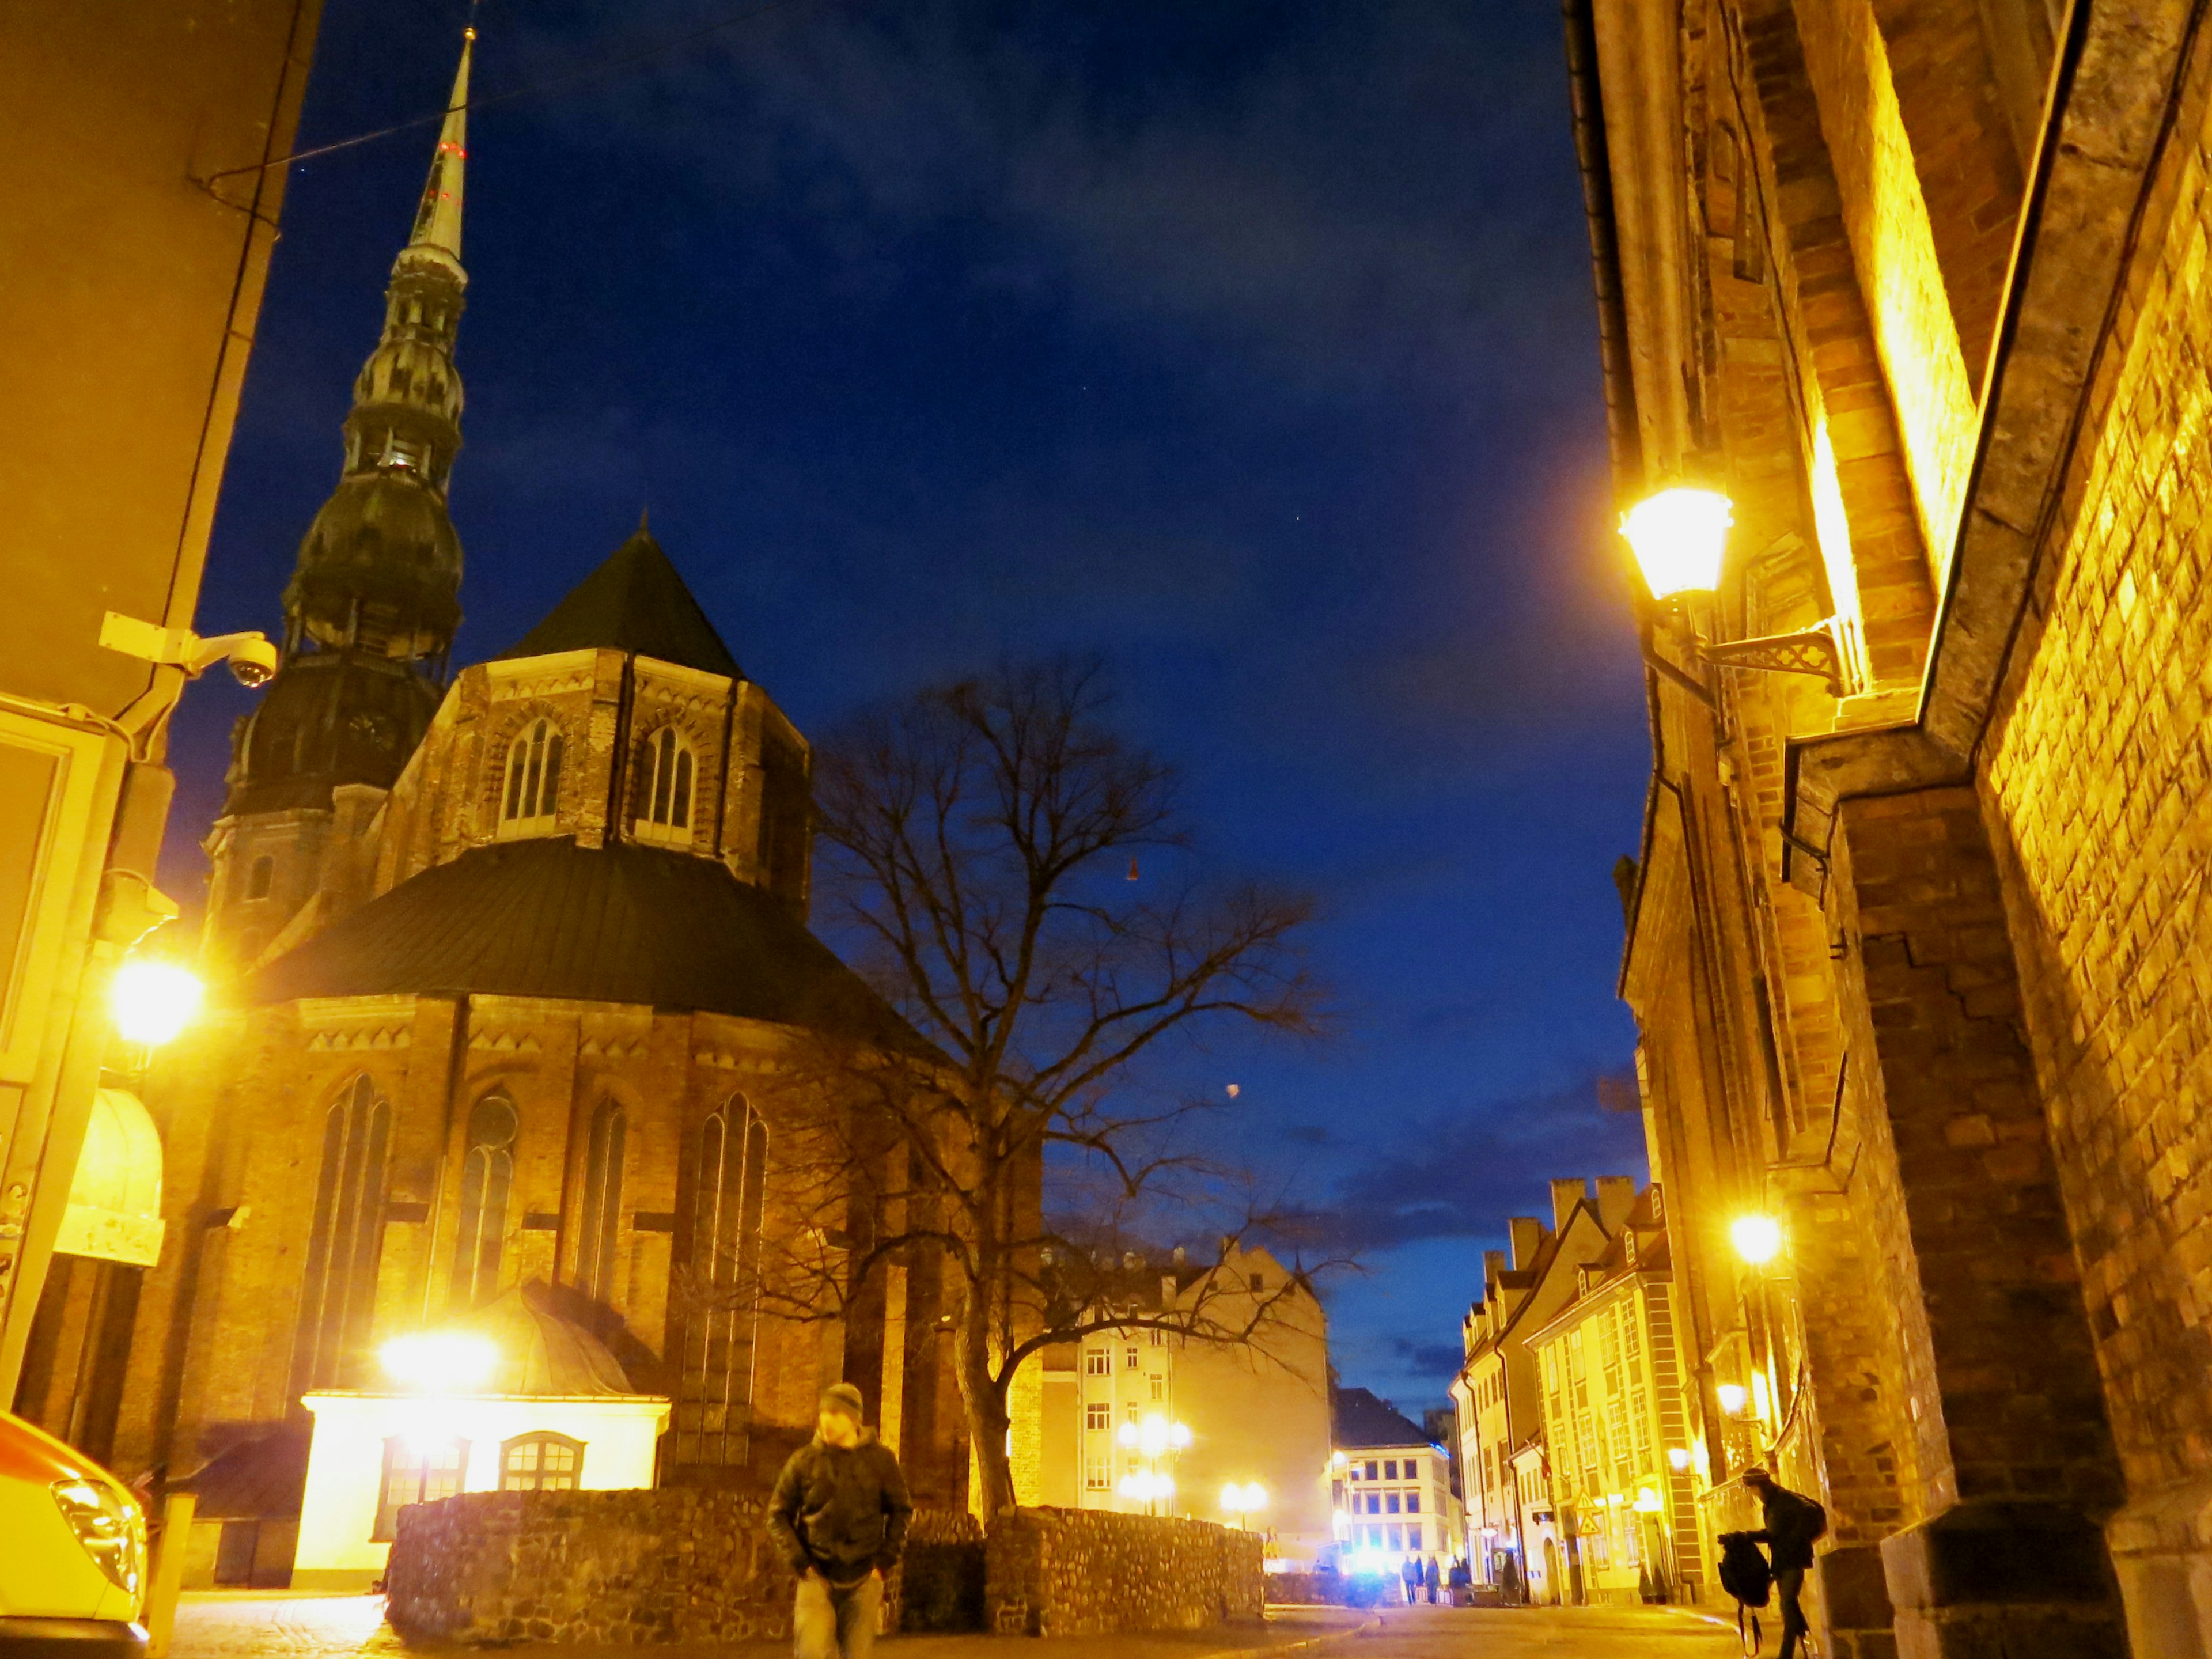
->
[1524,1190,1705,1605]
[1448,1176,1629,1588]
[1329,1386,1465,1575]
[1034,1245,1332,1567]
[0,0,321,1417]
[1573,0,2212,1647]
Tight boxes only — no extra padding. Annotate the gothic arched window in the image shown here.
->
[675,1095,768,1465]
[290,1074,391,1395]
[449,1090,517,1306]
[577,1099,626,1304]
[632,726,695,846]
[499,718,564,835]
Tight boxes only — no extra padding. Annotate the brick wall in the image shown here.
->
[983,1507,1263,1637]
[384,1490,983,1644]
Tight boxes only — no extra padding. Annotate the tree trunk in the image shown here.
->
[953,1270,1017,1519]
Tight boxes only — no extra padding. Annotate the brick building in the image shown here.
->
[8,39,978,1580]
[1572,0,2212,1649]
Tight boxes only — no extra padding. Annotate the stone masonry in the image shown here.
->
[983,1508,1264,1638]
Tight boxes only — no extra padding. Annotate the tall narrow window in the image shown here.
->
[290,1075,391,1395]
[449,1091,517,1306]
[246,855,274,900]
[577,1099,626,1304]
[499,718,564,835]
[633,726,695,846]
[675,1094,768,1465]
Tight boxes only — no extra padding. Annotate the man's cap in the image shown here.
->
[1740,1465,1772,1484]
[820,1382,865,1418]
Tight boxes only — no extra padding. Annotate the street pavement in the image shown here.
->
[168,1593,1740,1659]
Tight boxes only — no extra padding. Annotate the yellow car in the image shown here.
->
[0,1411,146,1658]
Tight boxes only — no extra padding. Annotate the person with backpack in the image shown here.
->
[1725,1467,1826,1658]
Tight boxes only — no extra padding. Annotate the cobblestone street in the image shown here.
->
[168,1595,1739,1659]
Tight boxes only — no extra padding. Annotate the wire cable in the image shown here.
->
[199,0,823,187]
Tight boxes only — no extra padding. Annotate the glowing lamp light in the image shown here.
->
[381,1332,497,1393]
[1716,1382,1749,1416]
[1666,1447,1692,1473]
[109,959,203,1048]
[1634,1487,1664,1513]
[1622,487,1733,601]
[1222,1482,1268,1514]
[1170,1421,1192,1450]
[1730,1214,1784,1266]
[1118,1422,1139,1449]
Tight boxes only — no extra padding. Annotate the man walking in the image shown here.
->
[769,1384,914,1659]
[1739,1467,1825,1659]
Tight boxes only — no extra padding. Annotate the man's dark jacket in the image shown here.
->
[767,1430,913,1586]
[1748,1484,1826,1570]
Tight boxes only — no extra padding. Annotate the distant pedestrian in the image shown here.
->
[1736,1467,1826,1659]
[1400,1555,1421,1604]
[1423,1556,1439,1603]
[768,1384,913,1659]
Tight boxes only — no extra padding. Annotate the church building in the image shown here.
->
[7,34,974,1585]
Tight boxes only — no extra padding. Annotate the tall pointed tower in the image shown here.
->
[204,35,476,975]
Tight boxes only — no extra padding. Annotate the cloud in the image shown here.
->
[1389,1336,1467,1378]
[1272,1071,1646,1255]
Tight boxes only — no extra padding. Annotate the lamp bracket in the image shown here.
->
[1700,624,1844,696]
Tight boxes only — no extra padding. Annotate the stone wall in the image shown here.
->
[384,1490,982,1645]
[983,1507,1263,1637]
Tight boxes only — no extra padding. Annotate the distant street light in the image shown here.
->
[1715,1382,1749,1416]
[1221,1482,1268,1527]
[109,958,203,1048]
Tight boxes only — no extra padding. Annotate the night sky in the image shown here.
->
[168,0,1653,1416]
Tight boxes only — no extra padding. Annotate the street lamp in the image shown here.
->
[1730,1214,1783,1266]
[109,957,203,1048]
[381,1333,498,1393]
[1622,487,1849,696]
[1715,1383,1749,1416]
[1222,1482,1267,1529]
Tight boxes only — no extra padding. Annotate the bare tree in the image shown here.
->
[733,657,1325,1518]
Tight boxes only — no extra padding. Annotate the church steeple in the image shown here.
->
[212,28,479,895]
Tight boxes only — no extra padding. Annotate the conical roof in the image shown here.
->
[502,528,741,676]
[446,1283,636,1397]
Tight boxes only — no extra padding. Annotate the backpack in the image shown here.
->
[1718,1532,1773,1653]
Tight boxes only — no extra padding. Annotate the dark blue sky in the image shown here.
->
[170,0,1652,1414]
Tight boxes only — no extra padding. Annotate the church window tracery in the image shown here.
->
[290,1074,391,1395]
[577,1099,626,1304]
[499,718,563,835]
[450,1090,517,1306]
[674,1095,768,1465]
[633,726,695,847]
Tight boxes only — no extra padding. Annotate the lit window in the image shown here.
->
[247,855,274,901]
[1085,1350,1110,1376]
[374,1436,468,1540]
[633,726,695,846]
[499,719,564,834]
[501,1433,583,1492]
[1408,1527,1422,1551]
[1388,1525,1403,1551]
[1085,1402,1110,1431]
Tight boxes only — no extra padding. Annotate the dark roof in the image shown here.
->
[502,528,741,676]
[175,1426,309,1520]
[245,838,902,1037]
[1332,1385,1436,1451]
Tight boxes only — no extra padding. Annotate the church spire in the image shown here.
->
[408,29,472,262]
[217,27,479,828]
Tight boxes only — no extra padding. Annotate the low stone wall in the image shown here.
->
[385,1490,982,1645]
[984,1508,1263,1637]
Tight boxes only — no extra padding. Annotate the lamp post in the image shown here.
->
[1620,487,1849,697]
[1221,1482,1267,1531]
[1116,1415,1190,1516]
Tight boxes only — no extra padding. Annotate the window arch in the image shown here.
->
[499,718,564,835]
[632,726,695,846]
[577,1099,626,1304]
[290,1075,391,1395]
[675,1095,768,1465]
[501,1432,584,1491]
[449,1090,517,1306]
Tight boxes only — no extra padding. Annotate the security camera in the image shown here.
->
[217,635,279,687]
[100,613,280,688]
